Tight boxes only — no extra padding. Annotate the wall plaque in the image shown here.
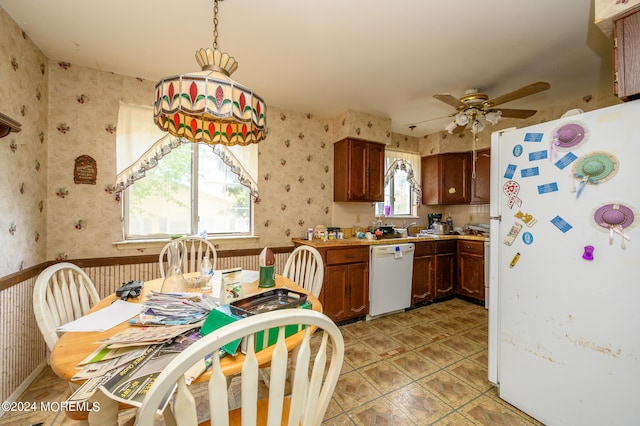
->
[74,155,97,185]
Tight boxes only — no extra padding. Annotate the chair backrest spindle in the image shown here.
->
[159,236,217,278]
[282,246,324,298]
[135,310,344,426]
[33,262,101,351]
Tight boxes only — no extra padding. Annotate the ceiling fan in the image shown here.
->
[430,81,551,135]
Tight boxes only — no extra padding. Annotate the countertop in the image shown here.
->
[292,233,488,248]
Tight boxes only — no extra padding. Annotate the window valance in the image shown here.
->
[115,102,258,198]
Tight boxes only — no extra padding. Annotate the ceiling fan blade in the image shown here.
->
[491,108,538,119]
[484,81,550,108]
[434,93,467,110]
[405,113,453,127]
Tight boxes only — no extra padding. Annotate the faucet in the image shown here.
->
[405,222,417,236]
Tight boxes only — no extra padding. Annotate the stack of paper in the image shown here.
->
[98,323,202,348]
[129,291,218,325]
[56,300,143,332]
[67,324,207,406]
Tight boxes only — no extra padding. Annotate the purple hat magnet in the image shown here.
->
[549,121,589,158]
[592,203,636,249]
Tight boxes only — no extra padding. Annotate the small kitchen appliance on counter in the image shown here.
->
[427,213,442,228]
[430,217,450,235]
[466,223,490,236]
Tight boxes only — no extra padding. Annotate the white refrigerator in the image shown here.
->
[488,100,640,425]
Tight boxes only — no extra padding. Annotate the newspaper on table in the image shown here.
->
[96,328,211,411]
[68,326,216,407]
[72,346,149,380]
[128,291,218,326]
[78,345,145,365]
[98,323,202,348]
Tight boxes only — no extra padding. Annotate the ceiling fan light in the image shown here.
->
[485,110,502,125]
[445,121,458,134]
[471,120,485,134]
[454,112,469,126]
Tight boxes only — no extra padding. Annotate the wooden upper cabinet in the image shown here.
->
[614,7,640,100]
[470,149,491,204]
[334,138,385,202]
[421,152,471,205]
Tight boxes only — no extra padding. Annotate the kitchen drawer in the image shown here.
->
[457,240,484,255]
[414,241,435,257]
[326,247,369,265]
[435,240,456,254]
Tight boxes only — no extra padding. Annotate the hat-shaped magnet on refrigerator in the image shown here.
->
[549,121,589,158]
[571,151,619,197]
[592,202,636,249]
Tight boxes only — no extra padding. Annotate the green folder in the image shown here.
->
[200,307,242,356]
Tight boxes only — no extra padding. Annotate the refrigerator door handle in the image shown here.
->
[490,215,502,221]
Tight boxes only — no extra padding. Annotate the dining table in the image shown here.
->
[50,272,322,426]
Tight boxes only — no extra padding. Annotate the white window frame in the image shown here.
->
[375,150,421,218]
[115,102,258,241]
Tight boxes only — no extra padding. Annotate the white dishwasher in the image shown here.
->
[368,243,415,318]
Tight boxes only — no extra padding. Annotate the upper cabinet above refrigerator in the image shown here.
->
[614,7,640,100]
[421,150,491,205]
[422,153,470,205]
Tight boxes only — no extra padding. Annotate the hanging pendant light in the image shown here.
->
[153,0,266,146]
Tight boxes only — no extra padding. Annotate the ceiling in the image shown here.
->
[0,0,613,137]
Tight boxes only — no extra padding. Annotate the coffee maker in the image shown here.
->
[428,213,442,228]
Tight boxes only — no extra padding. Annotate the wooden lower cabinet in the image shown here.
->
[412,241,455,303]
[324,262,368,321]
[411,255,435,304]
[456,240,485,303]
[434,252,455,298]
[320,246,369,322]
[411,242,435,304]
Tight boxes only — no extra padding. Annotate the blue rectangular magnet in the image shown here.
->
[524,133,544,142]
[521,167,540,178]
[554,152,578,170]
[529,150,548,161]
[537,182,559,194]
[504,164,517,179]
[550,215,573,233]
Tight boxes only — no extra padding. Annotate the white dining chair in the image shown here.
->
[259,246,325,387]
[33,262,101,351]
[282,245,324,297]
[33,262,126,422]
[159,236,217,278]
[135,309,344,426]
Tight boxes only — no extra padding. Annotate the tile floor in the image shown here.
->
[2,298,543,425]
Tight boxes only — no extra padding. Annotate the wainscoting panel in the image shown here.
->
[0,276,46,404]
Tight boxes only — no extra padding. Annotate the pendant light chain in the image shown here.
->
[153,0,267,146]
[213,0,219,50]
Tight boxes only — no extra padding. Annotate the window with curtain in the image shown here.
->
[115,102,258,239]
[375,150,421,217]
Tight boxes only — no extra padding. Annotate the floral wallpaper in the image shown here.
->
[257,110,334,242]
[333,109,392,145]
[46,61,155,261]
[0,8,48,277]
